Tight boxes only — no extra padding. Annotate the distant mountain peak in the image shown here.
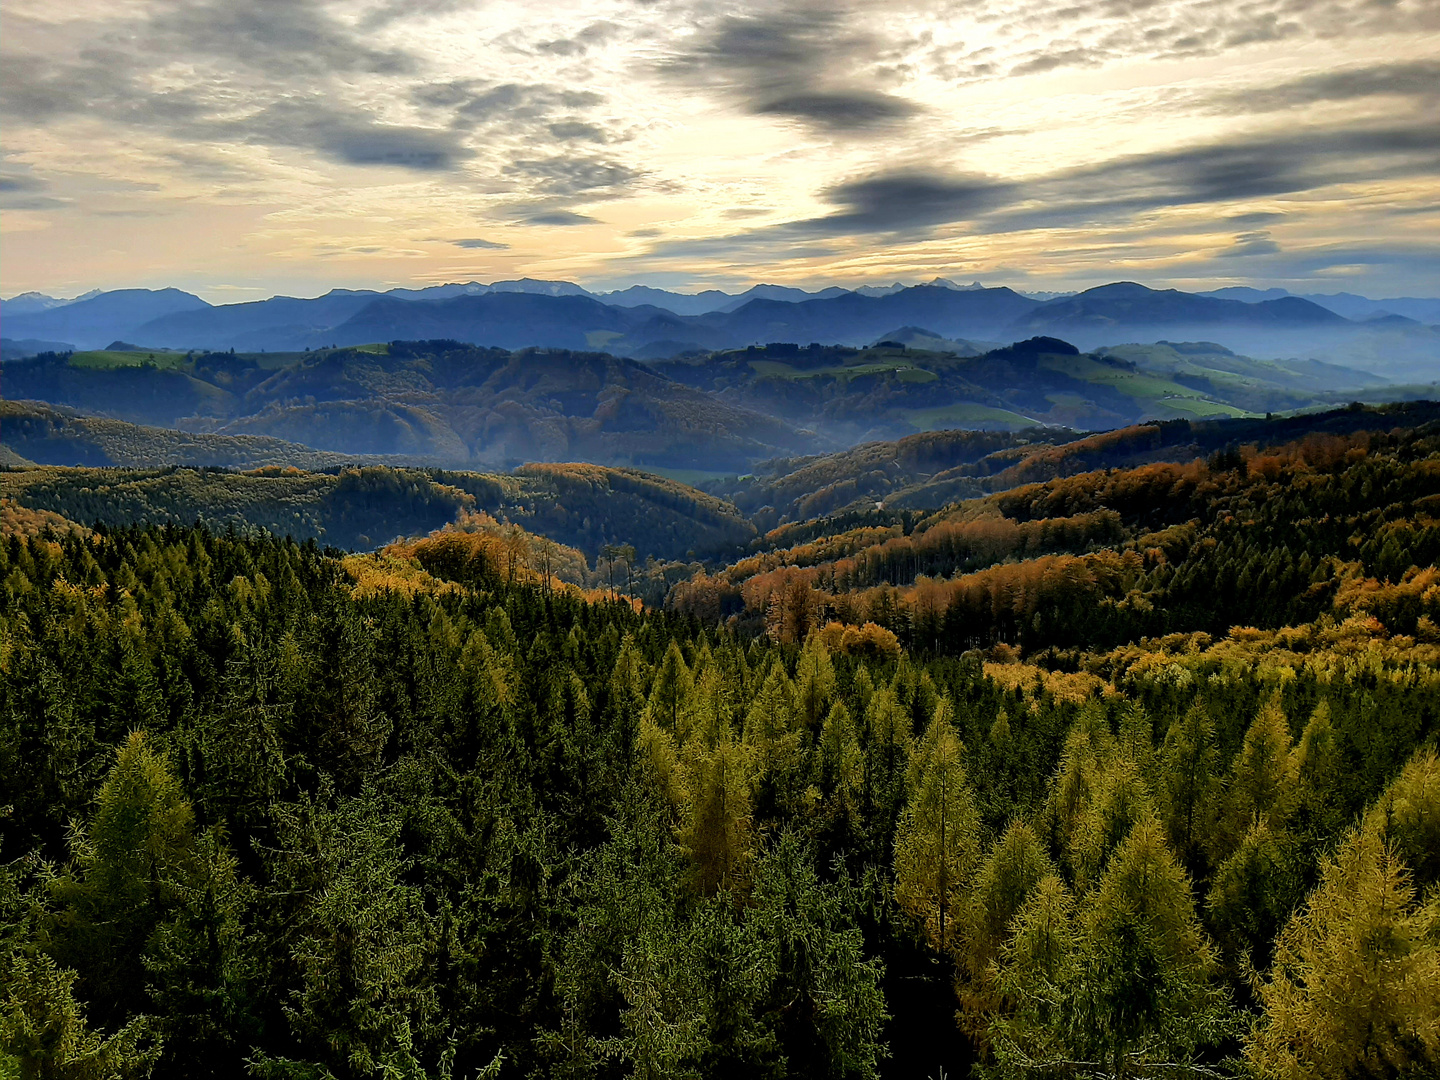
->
[925,277,987,291]
[1078,281,1160,299]
[487,278,592,297]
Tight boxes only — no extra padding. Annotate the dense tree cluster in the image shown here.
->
[0,461,753,570]
[1,517,1437,1078]
[683,427,1440,654]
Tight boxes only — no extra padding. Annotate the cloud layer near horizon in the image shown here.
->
[2,0,1437,299]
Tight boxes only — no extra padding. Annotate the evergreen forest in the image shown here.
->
[3,414,1440,1080]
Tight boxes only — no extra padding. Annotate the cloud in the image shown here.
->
[416,81,606,129]
[513,209,601,226]
[636,232,840,263]
[5,0,1439,298]
[658,7,918,131]
[1212,59,1440,113]
[981,123,1440,232]
[534,21,620,57]
[1218,231,1282,258]
[237,99,470,169]
[1009,48,1106,77]
[1227,211,1287,226]
[922,0,1440,84]
[549,121,609,143]
[0,168,68,211]
[819,170,1018,232]
[0,14,469,174]
[752,90,916,128]
[505,157,640,197]
[359,0,479,31]
[673,117,1440,251]
[146,0,416,78]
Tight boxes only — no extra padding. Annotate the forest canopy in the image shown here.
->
[2,412,1439,1079]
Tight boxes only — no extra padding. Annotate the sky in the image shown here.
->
[2,0,1438,302]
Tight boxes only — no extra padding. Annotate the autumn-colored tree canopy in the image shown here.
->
[2,412,1439,1078]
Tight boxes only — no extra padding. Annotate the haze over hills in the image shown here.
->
[4,398,1437,556]
[1199,286,1440,325]
[0,400,379,471]
[5,277,1437,380]
[0,288,211,349]
[0,334,1411,472]
[0,341,821,470]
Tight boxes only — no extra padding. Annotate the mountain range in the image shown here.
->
[5,278,1437,380]
[1198,286,1440,325]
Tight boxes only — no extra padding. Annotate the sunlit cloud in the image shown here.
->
[0,0,1437,298]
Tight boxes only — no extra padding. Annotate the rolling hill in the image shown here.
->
[0,334,1406,473]
[0,457,755,563]
[0,400,376,470]
[3,342,819,470]
[706,399,1440,525]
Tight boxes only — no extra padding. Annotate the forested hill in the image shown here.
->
[2,404,1439,1078]
[4,335,1429,473]
[0,461,756,565]
[709,398,1440,523]
[678,415,1440,656]
[2,505,1438,1077]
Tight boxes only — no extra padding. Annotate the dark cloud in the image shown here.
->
[627,227,663,237]
[0,166,68,211]
[549,121,608,143]
[807,170,1016,233]
[1218,231,1282,258]
[147,0,415,78]
[0,52,207,128]
[416,81,606,129]
[450,238,510,249]
[513,209,601,226]
[1214,60,1440,113]
[1227,211,1287,226]
[236,99,470,169]
[535,22,620,57]
[659,8,918,131]
[676,118,1440,251]
[0,9,471,175]
[753,90,914,127]
[1009,47,1106,76]
[505,157,639,197]
[3,2,638,227]
[359,0,478,32]
[980,123,1440,232]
